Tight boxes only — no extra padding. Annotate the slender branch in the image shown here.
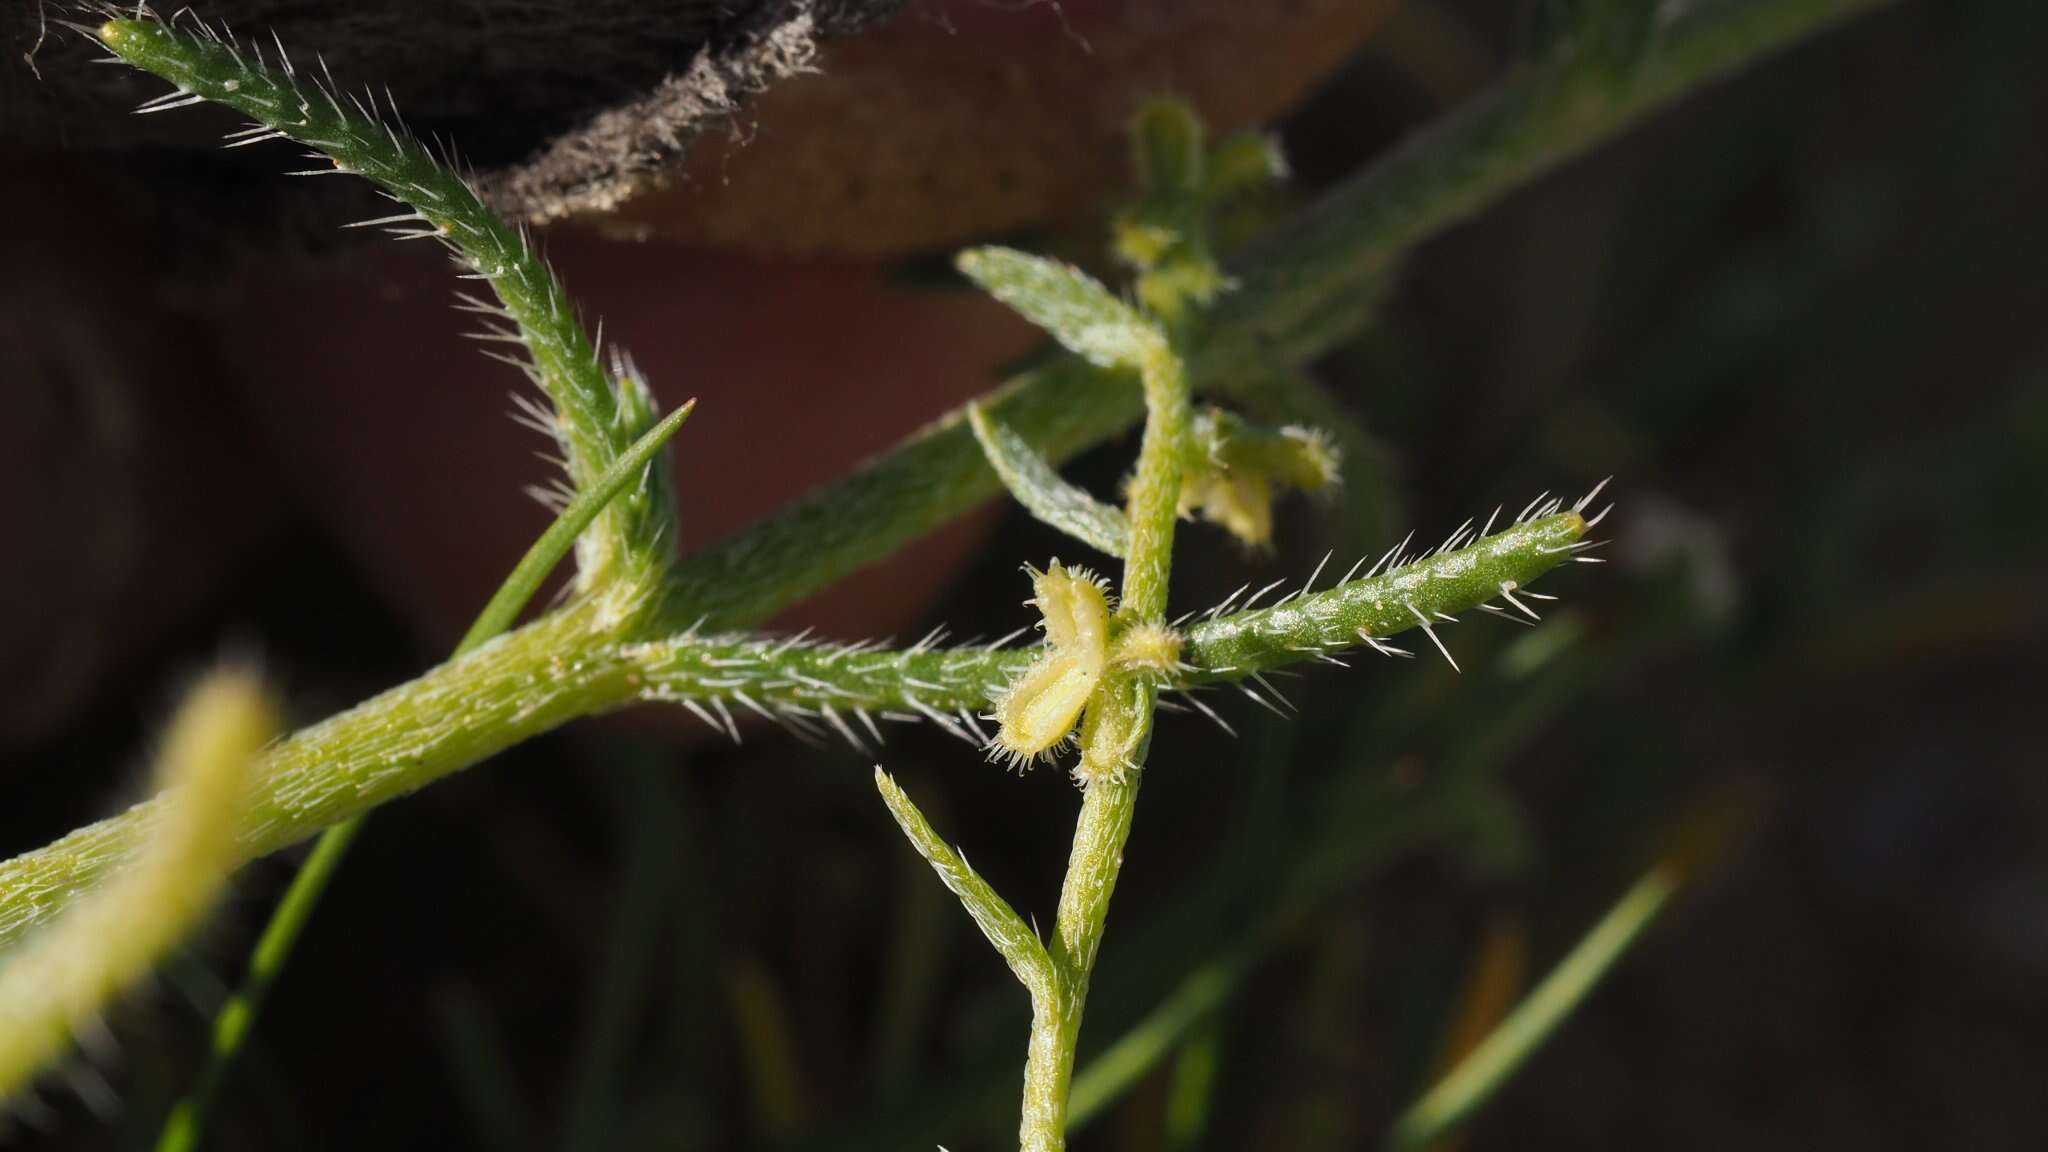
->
[872,770,1056,1002]
[460,402,695,648]
[636,508,1587,728]
[0,599,648,951]
[94,13,673,582]
[155,405,697,1152]
[1116,344,1194,621]
[1001,218,1202,1145]
[0,510,1589,953]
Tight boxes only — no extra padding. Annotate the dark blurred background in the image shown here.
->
[3,0,2045,1148]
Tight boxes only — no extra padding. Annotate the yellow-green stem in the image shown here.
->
[0,596,648,949]
[1019,320,1194,1148]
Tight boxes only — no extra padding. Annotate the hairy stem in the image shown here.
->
[155,405,696,1152]
[0,598,646,950]
[10,0,1883,987]
[0,511,1585,953]
[96,15,670,581]
[1118,345,1194,621]
[1015,302,1197,1149]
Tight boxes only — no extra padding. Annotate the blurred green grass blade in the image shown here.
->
[162,402,693,1152]
[1385,867,1679,1151]
[1068,937,1258,1127]
[562,758,683,1152]
[1163,1025,1223,1150]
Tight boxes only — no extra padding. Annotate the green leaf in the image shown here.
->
[461,400,695,650]
[967,403,1130,557]
[955,247,1160,370]
[873,769,1055,1001]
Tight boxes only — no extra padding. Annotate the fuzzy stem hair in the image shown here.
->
[0,670,275,1098]
[94,13,672,584]
[0,509,1588,953]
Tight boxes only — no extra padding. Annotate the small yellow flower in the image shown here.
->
[989,563,1113,769]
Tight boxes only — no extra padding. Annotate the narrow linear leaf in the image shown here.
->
[968,402,1130,558]
[955,247,1160,371]
[461,400,696,650]
[1386,866,1678,1151]
[158,401,692,1152]
[873,769,1055,1001]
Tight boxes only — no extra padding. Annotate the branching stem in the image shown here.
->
[97,14,670,581]
[1017,314,1197,1150]
[6,2,1898,1141]
[0,513,1583,952]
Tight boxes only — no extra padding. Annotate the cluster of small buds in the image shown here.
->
[1176,408,1342,549]
[1111,99,1284,325]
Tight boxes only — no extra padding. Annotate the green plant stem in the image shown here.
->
[8,0,1884,980]
[1019,773,1135,1151]
[1384,866,1679,1151]
[153,815,362,1152]
[144,602,632,1150]
[461,402,694,651]
[154,404,695,1152]
[0,600,638,952]
[96,15,669,580]
[1119,345,1193,621]
[1014,302,1198,1151]
[0,511,1584,955]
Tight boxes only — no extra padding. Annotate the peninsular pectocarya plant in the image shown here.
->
[0,0,1891,1145]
